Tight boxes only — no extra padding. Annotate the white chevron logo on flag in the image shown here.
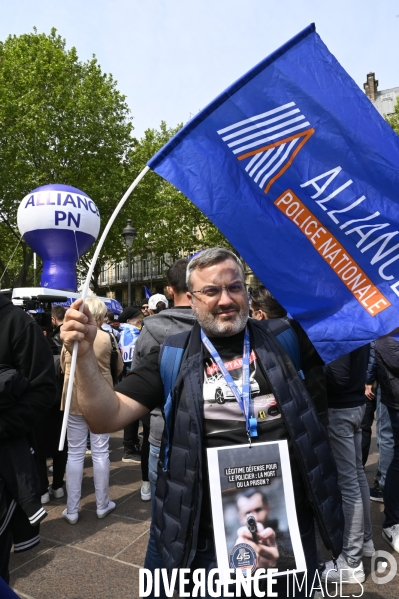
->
[217,102,314,194]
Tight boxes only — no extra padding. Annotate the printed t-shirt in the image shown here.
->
[200,329,293,537]
[115,329,307,536]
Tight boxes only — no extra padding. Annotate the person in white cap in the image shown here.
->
[147,294,168,315]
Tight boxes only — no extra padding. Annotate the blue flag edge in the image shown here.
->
[145,24,399,360]
[147,23,316,171]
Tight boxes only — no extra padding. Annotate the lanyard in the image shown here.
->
[201,327,258,442]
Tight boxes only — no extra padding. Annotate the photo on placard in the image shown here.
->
[207,440,306,580]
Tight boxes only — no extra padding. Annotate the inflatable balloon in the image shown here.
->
[17,184,100,291]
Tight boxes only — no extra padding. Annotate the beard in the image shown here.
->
[192,300,249,337]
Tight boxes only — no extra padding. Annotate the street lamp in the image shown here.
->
[121,219,137,306]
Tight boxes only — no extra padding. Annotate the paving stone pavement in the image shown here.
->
[10,432,151,599]
[9,427,399,598]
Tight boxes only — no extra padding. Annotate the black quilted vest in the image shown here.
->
[153,320,343,569]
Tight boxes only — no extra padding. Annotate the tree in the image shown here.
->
[387,99,399,136]
[113,121,231,270]
[0,28,133,289]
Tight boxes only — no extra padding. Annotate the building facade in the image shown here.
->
[98,254,169,306]
[98,253,262,307]
[364,72,399,117]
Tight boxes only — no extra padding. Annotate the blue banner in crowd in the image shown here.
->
[54,296,123,314]
[147,23,399,362]
[143,285,153,298]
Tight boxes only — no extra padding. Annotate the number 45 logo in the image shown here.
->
[237,551,251,562]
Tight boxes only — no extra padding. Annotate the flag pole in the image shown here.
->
[59,166,150,450]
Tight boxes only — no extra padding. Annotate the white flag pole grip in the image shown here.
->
[59,166,150,450]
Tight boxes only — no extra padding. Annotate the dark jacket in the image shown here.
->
[324,345,370,409]
[0,366,46,525]
[375,336,399,410]
[153,319,343,570]
[0,294,56,552]
[365,341,378,385]
[51,325,63,353]
[0,294,56,439]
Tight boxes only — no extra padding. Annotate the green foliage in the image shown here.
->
[0,29,230,291]
[118,121,231,268]
[0,28,133,287]
[386,98,399,135]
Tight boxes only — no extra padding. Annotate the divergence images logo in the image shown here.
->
[217,102,314,194]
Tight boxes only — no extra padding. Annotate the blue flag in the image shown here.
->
[143,285,153,298]
[0,578,21,599]
[147,24,399,363]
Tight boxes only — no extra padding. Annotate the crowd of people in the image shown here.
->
[1,248,399,598]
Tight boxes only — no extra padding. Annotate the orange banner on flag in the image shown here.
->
[274,190,391,316]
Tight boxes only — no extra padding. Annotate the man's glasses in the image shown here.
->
[191,282,247,299]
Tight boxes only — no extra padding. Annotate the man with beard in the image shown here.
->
[61,248,342,598]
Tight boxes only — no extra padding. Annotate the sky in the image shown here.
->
[1,1,399,138]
